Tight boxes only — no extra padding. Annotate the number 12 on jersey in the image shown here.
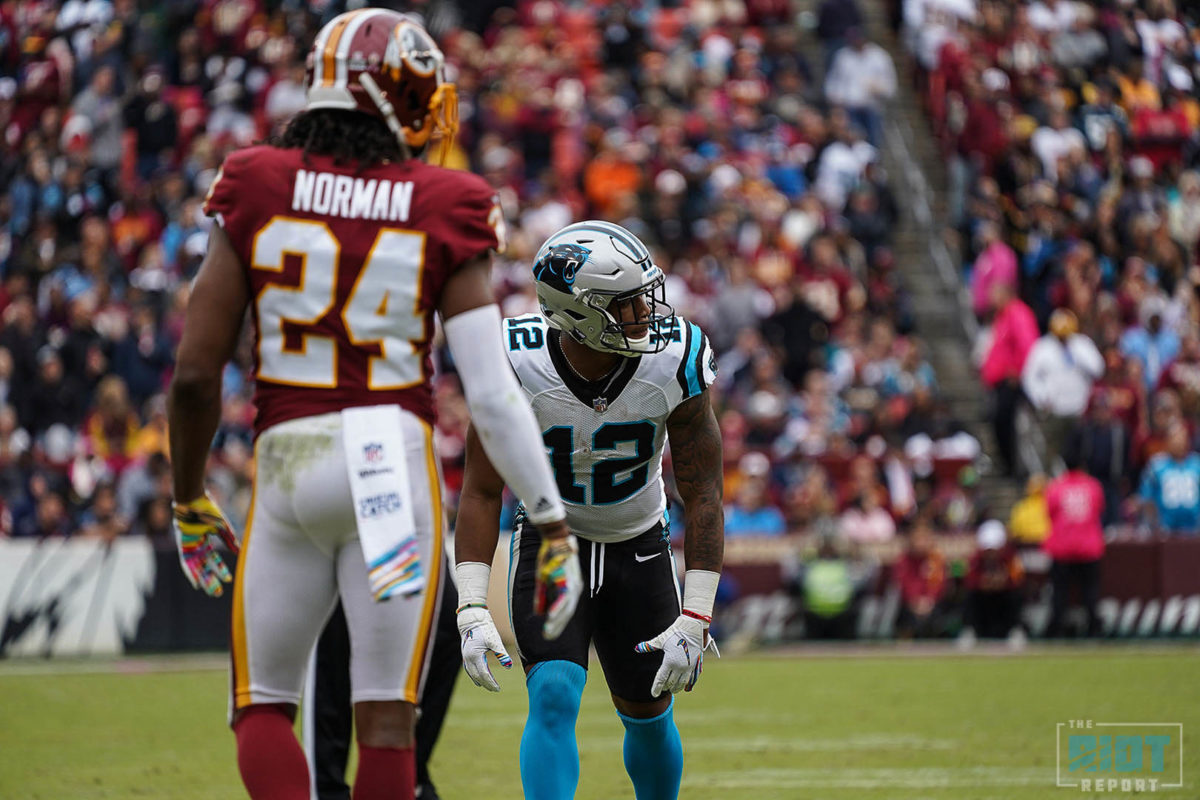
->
[542,422,655,505]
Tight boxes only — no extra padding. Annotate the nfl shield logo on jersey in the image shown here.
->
[364,442,384,463]
[592,397,608,413]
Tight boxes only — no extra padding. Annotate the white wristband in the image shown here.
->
[683,569,720,619]
[454,561,491,608]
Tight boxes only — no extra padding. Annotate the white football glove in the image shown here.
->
[457,606,513,692]
[635,613,710,697]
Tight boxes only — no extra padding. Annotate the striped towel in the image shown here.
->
[342,405,424,601]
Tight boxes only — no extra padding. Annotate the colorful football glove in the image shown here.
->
[173,493,238,597]
[636,612,714,696]
[456,605,513,692]
[533,533,582,640]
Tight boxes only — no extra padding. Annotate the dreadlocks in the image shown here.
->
[271,108,407,169]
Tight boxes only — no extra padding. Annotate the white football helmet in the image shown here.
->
[532,221,674,356]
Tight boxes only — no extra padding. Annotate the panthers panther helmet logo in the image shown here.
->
[533,243,591,294]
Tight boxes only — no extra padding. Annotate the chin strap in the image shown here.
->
[359,72,458,165]
[358,72,414,161]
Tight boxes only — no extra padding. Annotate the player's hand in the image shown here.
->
[636,613,710,696]
[456,605,512,692]
[533,529,582,640]
[173,493,238,597]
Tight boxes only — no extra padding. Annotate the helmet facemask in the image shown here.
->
[582,275,675,356]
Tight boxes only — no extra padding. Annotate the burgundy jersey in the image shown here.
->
[204,145,504,436]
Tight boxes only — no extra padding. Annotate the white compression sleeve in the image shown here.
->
[443,304,565,525]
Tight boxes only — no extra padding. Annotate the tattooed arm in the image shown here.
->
[634,389,724,695]
[666,390,724,573]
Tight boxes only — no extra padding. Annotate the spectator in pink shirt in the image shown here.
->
[970,222,1017,319]
[1044,447,1106,637]
[980,282,1039,476]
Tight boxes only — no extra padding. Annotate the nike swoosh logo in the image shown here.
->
[634,553,661,563]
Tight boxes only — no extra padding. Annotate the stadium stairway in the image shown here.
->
[806,2,1023,518]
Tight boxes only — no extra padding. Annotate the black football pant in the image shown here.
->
[991,379,1023,477]
[1047,559,1102,638]
[964,590,1022,638]
[305,558,462,800]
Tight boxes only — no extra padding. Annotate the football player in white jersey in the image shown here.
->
[453,221,725,800]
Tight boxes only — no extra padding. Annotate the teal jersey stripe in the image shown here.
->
[684,323,703,397]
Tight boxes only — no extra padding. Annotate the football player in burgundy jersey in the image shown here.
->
[167,11,580,800]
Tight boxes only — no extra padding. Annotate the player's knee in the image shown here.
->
[612,694,671,720]
[528,661,585,729]
[231,702,295,731]
[354,700,415,749]
[531,678,582,723]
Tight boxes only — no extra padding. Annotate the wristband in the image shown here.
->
[172,492,211,516]
[454,561,491,607]
[682,609,713,625]
[682,569,720,619]
[456,602,489,614]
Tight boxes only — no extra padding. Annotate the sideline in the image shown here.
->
[0,652,228,676]
[2,641,1197,678]
[756,640,1200,659]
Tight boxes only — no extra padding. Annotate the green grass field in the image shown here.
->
[2,646,1198,799]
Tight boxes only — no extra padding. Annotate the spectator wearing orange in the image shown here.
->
[133,394,170,461]
[893,521,949,638]
[1116,60,1161,114]
[582,133,639,218]
[83,376,140,477]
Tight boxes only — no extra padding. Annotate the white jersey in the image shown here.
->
[504,314,716,543]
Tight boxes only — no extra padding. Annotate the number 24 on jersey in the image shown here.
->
[252,216,427,390]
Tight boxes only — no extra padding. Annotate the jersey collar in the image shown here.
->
[548,330,641,413]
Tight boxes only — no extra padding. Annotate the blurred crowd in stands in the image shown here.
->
[911,0,1200,537]
[771,0,1200,643]
[1,0,1195,646]
[0,0,984,550]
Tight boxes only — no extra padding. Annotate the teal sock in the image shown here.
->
[520,660,586,800]
[617,698,683,800]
